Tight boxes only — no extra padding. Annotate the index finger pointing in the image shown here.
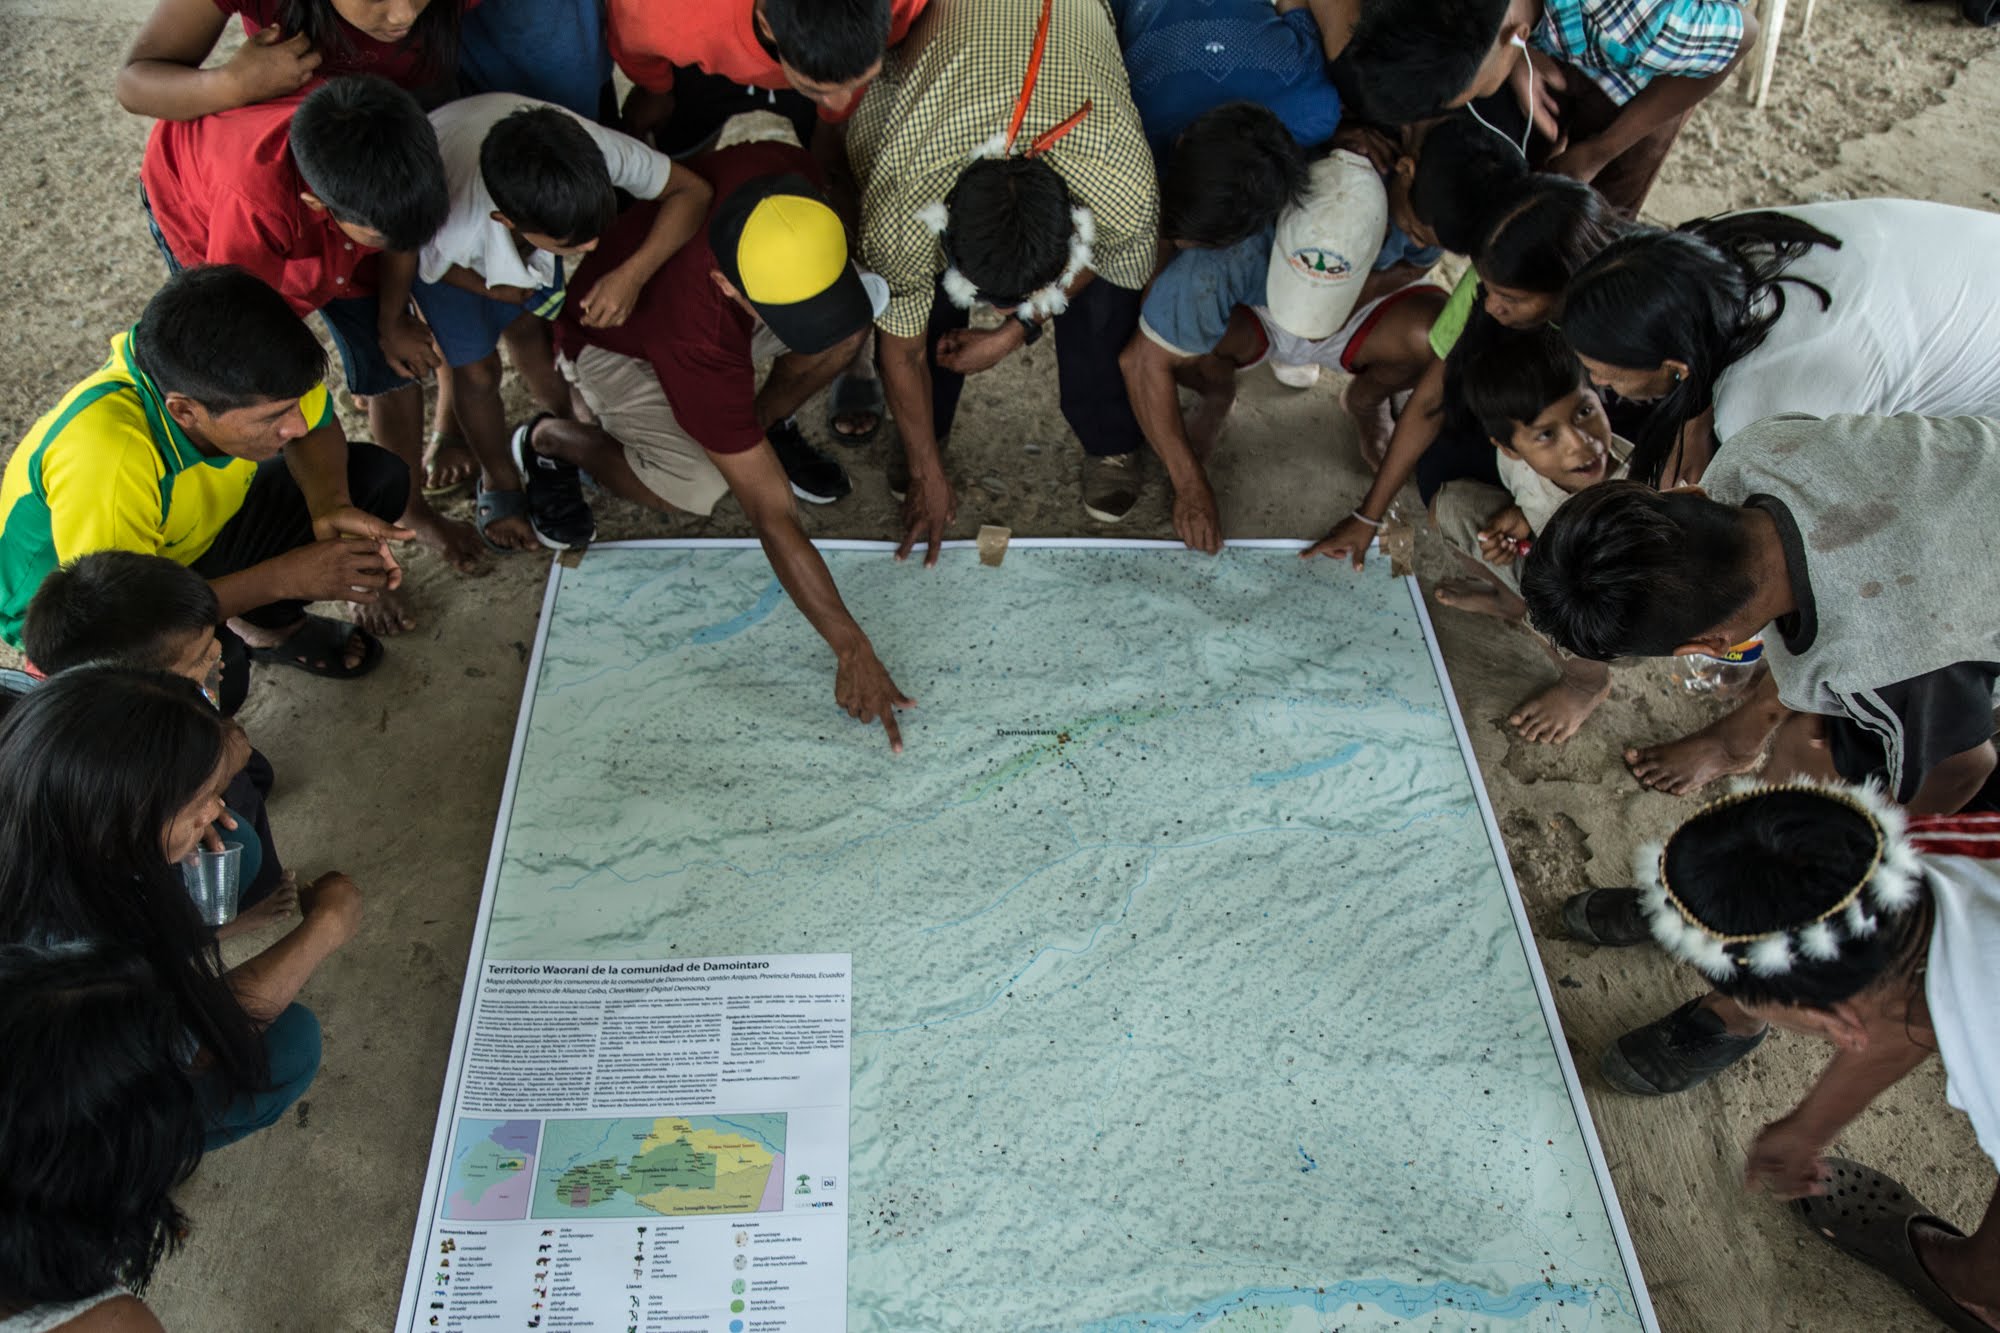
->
[881,707,903,753]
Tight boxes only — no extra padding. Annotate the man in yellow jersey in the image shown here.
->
[0,266,414,703]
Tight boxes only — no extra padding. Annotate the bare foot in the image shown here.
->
[1434,578,1526,622]
[423,434,478,491]
[1185,386,1235,460]
[1623,718,1765,796]
[479,510,540,553]
[1342,382,1395,469]
[1911,1221,2000,1331]
[351,591,417,637]
[1509,675,1611,744]
[214,872,298,941]
[401,502,486,574]
[230,616,376,671]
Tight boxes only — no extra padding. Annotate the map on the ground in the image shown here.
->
[476,539,1657,1332]
[442,1118,538,1221]
[531,1114,790,1219]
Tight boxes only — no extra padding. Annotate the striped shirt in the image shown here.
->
[846,0,1160,339]
[1532,0,1748,104]
[0,332,333,645]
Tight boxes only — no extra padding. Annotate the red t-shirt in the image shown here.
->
[216,0,472,90]
[141,92,380,314]
[606,0,928,120]
[557,140,825,457]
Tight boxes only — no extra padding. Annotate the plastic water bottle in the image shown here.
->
[1681,639,1764,699]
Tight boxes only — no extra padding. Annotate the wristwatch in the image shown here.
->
[1016,313,1045,346]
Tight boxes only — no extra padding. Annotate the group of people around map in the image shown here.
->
[1,0,1998,1328]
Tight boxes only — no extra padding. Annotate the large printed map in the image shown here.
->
[481,541,1653,1332]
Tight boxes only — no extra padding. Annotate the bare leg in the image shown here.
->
[1175,354,1239,460]
[1342,288,1447,468]
[1624,668,1787,796]
[499,315,569,417]
[1913,1177,2000,1330]
[448,354,537,551]
[424,365,477,489]
[366,383,483,573]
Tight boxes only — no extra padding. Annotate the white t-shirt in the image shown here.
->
[1923,852,2000,1170]
[1712,199,2000,443]
[419,93,674,289]
[1495,434,1632,536]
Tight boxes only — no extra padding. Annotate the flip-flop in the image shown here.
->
[475,483,532,553]
[1792,1158,1994,1333]
[248,614,382,680]
[827,373,884,447]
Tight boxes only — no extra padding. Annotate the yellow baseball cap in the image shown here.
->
[710,173,871,354]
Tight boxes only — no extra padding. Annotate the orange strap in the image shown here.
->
[1002,0,1056,155]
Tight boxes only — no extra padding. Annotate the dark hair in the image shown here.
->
[24,552,221,676]
[1662,789,1934,1009]
[480,108,617,246]
[1161,102,1309,247]
[1562,212,1842,485]
[0,945,202,1307]
[760,0,892,83]
[1408,113,1529,255]
[290,76,450,252]
[1332,0,1514,124]
[279,0,461,87]
[1519,481,1757,660]
[1477,173,1630,295]
[0,668,266,1093]
[1458,320,1588,441]
[944,157,1074,307]
[131,266,326,413]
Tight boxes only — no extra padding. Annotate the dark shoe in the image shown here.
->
[769,417,851,504]
[1081,450,1143,522]
[511,415,595,550]
[1561,888,1651,946]
[1601,997,1768,1096]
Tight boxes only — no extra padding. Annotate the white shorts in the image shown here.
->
[1249,282,1436,373]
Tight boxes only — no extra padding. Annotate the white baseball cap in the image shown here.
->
[1264,150,1390,341]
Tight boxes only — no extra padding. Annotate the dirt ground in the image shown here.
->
[2,2,1997,1329]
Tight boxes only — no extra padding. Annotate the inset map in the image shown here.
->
[532,1115,788,1219]
[443,1118,538,1221]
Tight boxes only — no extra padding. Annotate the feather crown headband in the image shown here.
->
[1636,778,1923,981]
[914,0,1095,321]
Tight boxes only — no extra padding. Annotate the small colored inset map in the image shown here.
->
[443,1118,539,1220]
[532,1115,787,1219]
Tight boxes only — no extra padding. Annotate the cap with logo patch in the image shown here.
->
[709,173,875,354]
[1263,150,1389,341]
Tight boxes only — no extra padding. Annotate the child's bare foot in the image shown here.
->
[215,872,298,940]
[423,433,479,491]
[351,591,417,637]
[1510,675,1611,744]
[1434,578,1526,622]
[1185,386,1235,461]
[1623,717,1764,795]
[400,501,486,574]
[1341,381,1395,469]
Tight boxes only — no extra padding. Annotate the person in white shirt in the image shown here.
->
[1426,322,1626,743]
[386,93,711,551]
[1610,781,2000,1333]
[1553,198,2000,797]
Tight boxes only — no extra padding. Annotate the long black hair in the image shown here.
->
[1476,173,1633,297]
[1561,211,1842,485]
[0,667,266,1093]
[280,0,462,89]
[0,945,204,1307]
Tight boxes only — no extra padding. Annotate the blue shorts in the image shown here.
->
[411,267,565,368]
[141,183,414,399]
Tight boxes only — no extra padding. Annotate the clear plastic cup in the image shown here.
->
[182,844,244,927]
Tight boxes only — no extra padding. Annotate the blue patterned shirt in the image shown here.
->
[1532,0,1748,104]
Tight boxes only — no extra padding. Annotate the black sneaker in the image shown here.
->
[768,417,850,504]
[1601,997,1768,1096]
[511,415,595,550]
[1561,888,1651,946]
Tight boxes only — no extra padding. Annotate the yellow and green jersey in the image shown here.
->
[0,330,332,645]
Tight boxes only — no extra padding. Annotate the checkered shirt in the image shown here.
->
[1532,0,1749,105]
[845,0,1160,339]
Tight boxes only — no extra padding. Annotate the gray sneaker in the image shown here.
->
[1082,451,1143,522]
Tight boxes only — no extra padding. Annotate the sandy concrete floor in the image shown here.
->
[2,3,1997,1328]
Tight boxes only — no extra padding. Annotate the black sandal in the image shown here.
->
[249,614,383,680]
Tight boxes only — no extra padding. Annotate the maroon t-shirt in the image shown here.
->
[217,0,475,89]
[558,139,822,457]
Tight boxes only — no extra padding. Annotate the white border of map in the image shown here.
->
[396,538,1661,1333]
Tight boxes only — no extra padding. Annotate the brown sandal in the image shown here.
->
[1792,1158,1995,1333]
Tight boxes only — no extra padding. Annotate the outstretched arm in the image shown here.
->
[1118,332,1220,554]
[1302,353,1445,569]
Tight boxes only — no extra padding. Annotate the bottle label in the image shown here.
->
[1697,638,1764,666]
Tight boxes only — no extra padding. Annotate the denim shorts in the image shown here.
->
[140,183,414,399]
[411,264,565,368]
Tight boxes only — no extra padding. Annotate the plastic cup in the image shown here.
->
[182,844,244,927]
